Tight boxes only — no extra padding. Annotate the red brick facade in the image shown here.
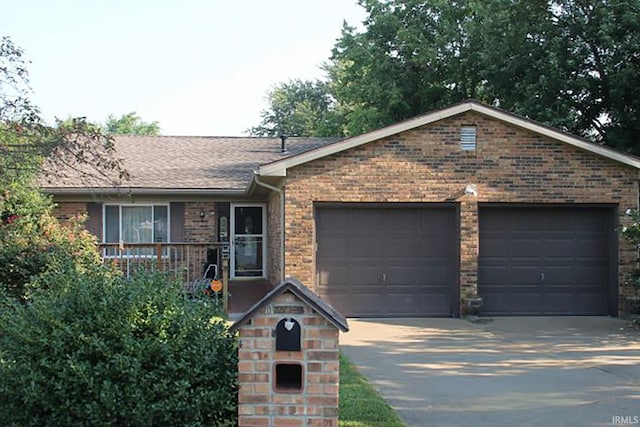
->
[51,110,640,314]
[282,112,639,313]
[52,202,87,223]
[235,291,341,427]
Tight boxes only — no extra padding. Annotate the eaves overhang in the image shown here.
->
[42,187,250,197]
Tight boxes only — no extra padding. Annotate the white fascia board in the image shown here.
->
[469,103,640,170]
[257,100,640,176]
[43,187,248,197]
[257,102,472,177]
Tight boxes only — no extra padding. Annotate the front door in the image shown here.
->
[231,204,266,278]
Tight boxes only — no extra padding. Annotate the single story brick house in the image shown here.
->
[45,100,640,317]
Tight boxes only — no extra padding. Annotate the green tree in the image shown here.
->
[255,0,640,151]
[0,36,129,188]
[105,111,160,135]
[0,182,103,301]
[0,36,127,297]
[250,79,343,137]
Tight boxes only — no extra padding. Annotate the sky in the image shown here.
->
[1,0,367,136]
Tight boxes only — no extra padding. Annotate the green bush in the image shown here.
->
[0,182,102,301]
[0,270,238,426]
[622,209,640,310]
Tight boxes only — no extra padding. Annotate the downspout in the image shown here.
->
[253,172,285,283]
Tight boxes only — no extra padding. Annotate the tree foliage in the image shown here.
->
[0,182,103,302]
[0,271,238,426]
[253,0,640,152]
[105,112,160,136]
[249,79,343,137]
[622,209,640,312]
[0,36,129,299]
[0,36,129,188]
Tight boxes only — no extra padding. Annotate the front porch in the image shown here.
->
[98,242,274,314]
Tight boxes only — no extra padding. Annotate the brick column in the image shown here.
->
[459,198,479,297]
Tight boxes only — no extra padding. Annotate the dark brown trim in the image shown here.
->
[86,202,103,241]
[169,202,185,243]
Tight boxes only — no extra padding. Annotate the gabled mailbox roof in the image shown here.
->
[230,278,349,333]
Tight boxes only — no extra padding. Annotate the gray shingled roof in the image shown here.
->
[43,135,338,191]
[230,277,349,333]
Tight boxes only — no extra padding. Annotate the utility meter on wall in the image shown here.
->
[219,216,228,241]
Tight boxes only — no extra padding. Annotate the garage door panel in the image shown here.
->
[317,267,347,287]
[350,237,385,258]
[316,206,456,317]
[478,207,614,316]
[511,240,544,257]
[544,266,607,285]
[478,265,508,284]
[316,210,350,232]
[573,239,607,257]
[384,238,420,257]
[317,236,350,258]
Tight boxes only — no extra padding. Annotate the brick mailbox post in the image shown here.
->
[230,278,349,427]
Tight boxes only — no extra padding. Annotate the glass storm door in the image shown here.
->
[231,205,266,278]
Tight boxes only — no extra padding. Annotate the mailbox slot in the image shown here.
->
[274,363,303,392]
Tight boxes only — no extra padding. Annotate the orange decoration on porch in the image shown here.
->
[210,280,223,293]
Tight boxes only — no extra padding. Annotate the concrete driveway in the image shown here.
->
[339,317,640,427]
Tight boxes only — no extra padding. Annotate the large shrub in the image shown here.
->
[0,181,102,301]
[622,209,640,315]
[0,270,238,426]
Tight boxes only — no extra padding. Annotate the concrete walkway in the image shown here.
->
[339,317,640,427]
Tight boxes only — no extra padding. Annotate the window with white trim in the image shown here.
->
[103,204,169,255]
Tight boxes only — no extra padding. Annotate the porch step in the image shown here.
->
[228,280,274,315]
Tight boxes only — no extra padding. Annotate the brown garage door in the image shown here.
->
[478,206,616,316]
[315,205,458,317]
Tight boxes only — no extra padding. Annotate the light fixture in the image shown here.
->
[199,209,206,219]
[464,184,478,197]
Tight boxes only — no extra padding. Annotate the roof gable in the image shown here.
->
[257,100,640,177]
[230,278,349,333]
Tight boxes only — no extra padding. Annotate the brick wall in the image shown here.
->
[267,191,283,284]
[283,111,639,313]
[237,291,340,427]
[53,202,88,224]
[183,201,216,243]
[53,201,217,244]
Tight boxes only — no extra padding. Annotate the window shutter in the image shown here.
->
[86,203,103,241]
[170,202,185,243]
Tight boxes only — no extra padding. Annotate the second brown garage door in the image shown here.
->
[315,205,458,317]
[478,206,616,316]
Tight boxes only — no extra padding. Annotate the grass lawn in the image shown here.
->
[339,352,407,427]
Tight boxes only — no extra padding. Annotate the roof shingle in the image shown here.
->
[43,135,338,191]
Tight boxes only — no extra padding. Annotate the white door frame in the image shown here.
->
[230,203,267,279]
